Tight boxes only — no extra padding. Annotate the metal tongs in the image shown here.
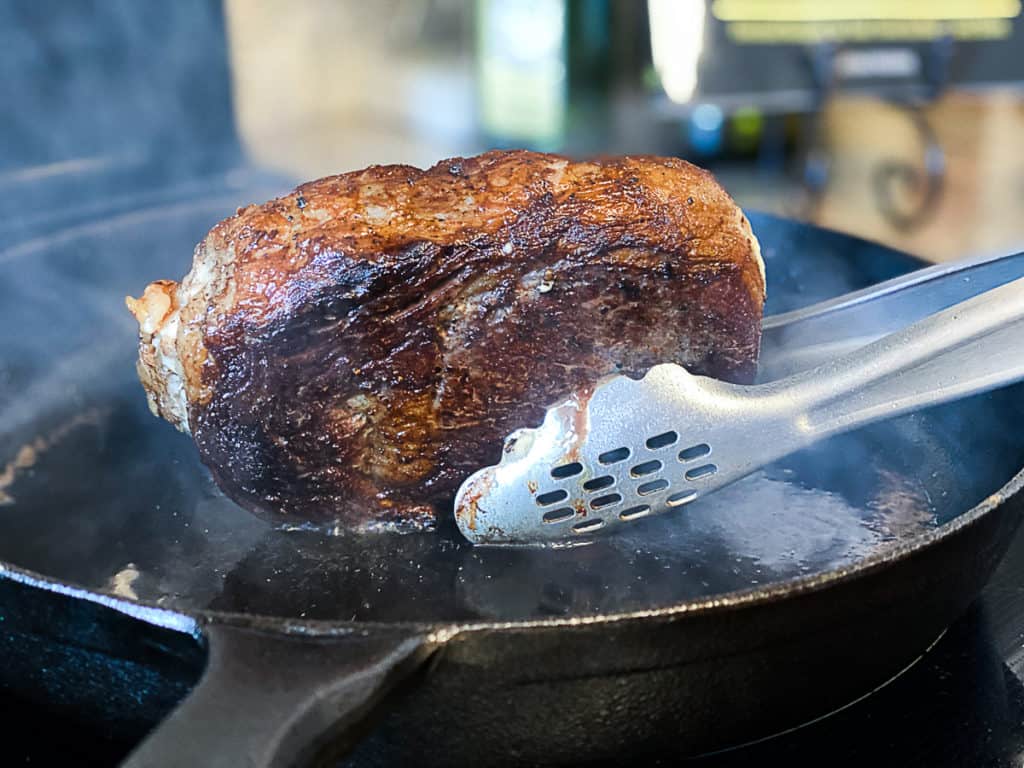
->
[455,250,1024,545]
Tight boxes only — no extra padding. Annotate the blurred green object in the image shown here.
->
[475,0,568,150]
[728,107,764,154]
[475,0,614,152]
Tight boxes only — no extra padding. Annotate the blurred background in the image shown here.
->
[3,0,1024,262]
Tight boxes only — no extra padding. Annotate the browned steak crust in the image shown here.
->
[127,150,765,529]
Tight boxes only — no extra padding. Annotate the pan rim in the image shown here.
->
[3,447,1021,639]
[2,203,1021,637]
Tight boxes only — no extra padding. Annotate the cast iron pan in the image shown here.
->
[0,196,1023,767]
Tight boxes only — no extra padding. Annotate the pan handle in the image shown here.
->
[120,622,438,768]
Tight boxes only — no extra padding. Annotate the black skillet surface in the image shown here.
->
[1,202,1023,766]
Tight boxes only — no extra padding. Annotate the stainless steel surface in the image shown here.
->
[455,277,1024,545]
[761,248,1024,379]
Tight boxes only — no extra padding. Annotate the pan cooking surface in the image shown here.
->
[1,201,1022,623]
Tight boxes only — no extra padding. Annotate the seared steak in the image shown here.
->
[127,150,765,530]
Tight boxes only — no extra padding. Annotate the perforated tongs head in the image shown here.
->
[453,275,1024,546]
[453,364,744,545]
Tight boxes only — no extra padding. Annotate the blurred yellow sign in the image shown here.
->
[711,0,1021,22]
[727,18,1012,42]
